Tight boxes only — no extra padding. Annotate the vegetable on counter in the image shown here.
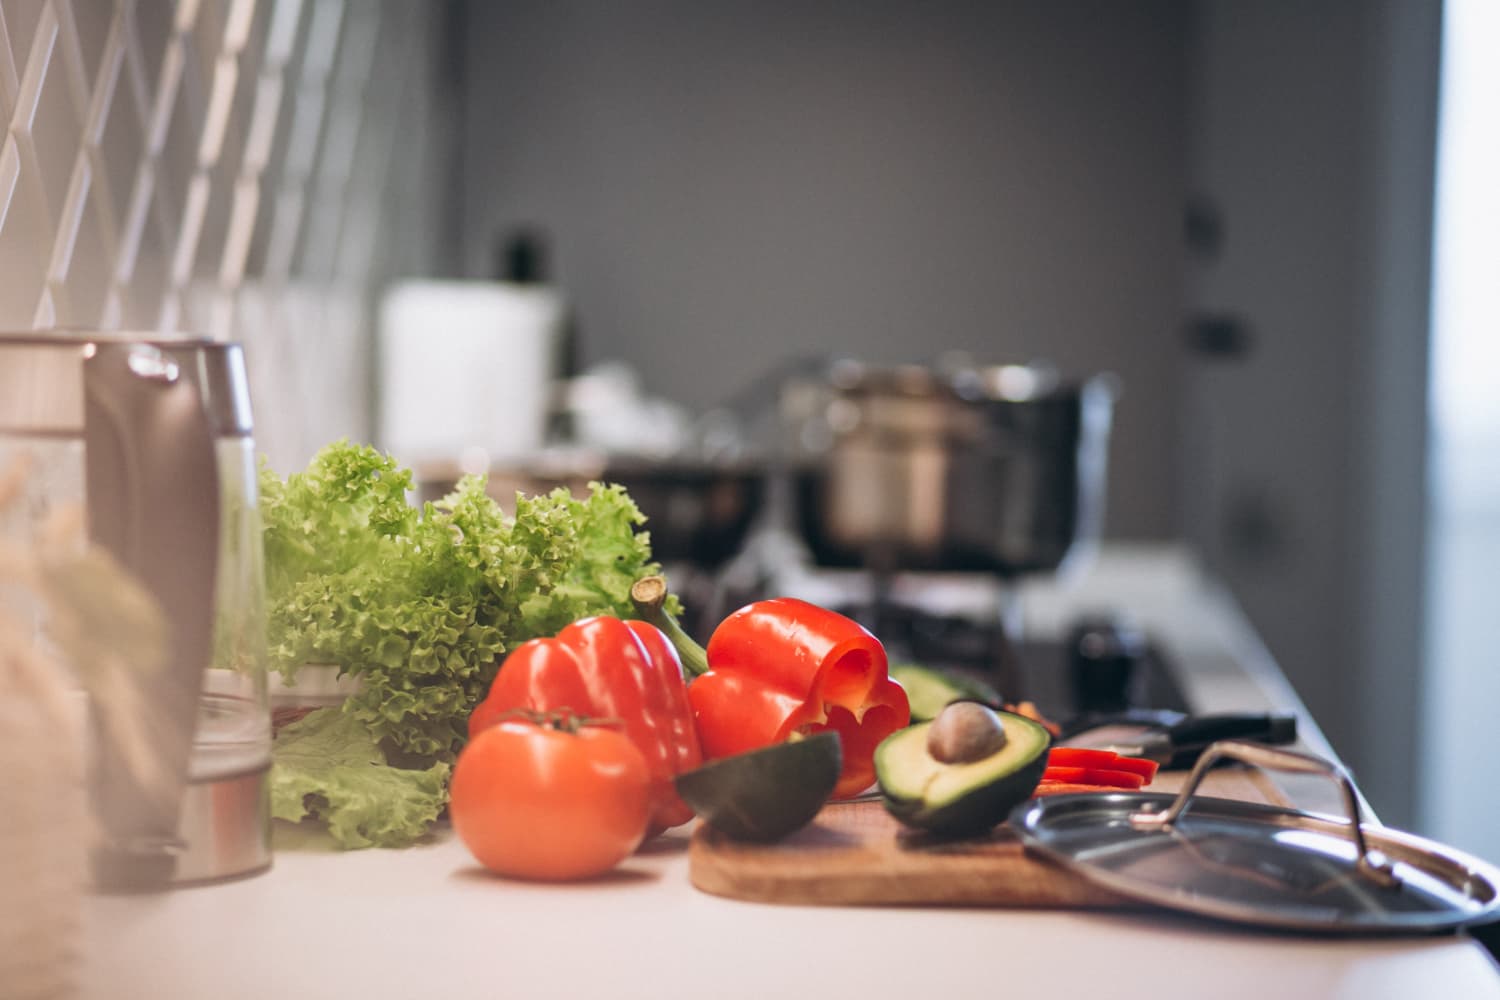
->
[1008,700,1062,739]
[1039,766,1145,790]
[674,731,842,843]
[889,663,1002,723]
[1045,746,1159,780]
[875,703,1051,837]
[923,700,1011,764]
[635,580,909,800]
[261,440,675,849]
[450,713,652,881]
[269,708,451,849]
[1034,745,1159,795]
[468,615,702,835]
[886,662,1061,739]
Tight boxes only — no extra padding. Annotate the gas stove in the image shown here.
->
[771,566,1190,726]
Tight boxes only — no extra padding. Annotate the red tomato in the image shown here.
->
[450,717,652,881]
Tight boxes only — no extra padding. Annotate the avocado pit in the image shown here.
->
[925,701,1009,764]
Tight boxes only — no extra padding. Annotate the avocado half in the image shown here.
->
[675,732,842,842]
[875,709,1051,837]
[890,663,1002,723]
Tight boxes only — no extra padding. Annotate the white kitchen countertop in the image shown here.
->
[80,543,1500,1000]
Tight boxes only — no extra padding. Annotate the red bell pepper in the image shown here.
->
[1046,747,1121,769]
[686,597,910,800]
[1034,781,1120,796]
[1040,765,1146,789]
[1047,746,1159,783]
[468,615,703,836]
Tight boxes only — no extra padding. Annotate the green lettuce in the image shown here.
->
[270,708,449,849]
[261,439,676,848]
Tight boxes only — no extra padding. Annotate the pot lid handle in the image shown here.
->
[84,342,219,889]
[1129,739,1400,889]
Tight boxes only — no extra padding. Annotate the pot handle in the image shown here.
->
[84,342,220,889]
[1128,739,1401,889]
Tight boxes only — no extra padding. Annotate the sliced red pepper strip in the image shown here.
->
[469,616,703,836]
[688,597,910,800]
[1047,747,1159,783]
[1047,747,1123,768]
[1034,781,1127,796]
[1041,765,1145,789]
[1101,756,1159,782]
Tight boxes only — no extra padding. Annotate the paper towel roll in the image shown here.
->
[377,280,562,468]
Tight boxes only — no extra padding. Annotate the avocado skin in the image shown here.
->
[875,712,1051,837]
[675,732,842,842]
[890,664,1002,723]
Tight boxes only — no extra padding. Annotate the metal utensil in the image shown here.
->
[1010,739,1500,934]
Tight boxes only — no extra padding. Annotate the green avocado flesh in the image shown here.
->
[890,664,1002,722]
[875,711,1050,837]
[675,732,842,842]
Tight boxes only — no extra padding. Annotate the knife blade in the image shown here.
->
[1060,711,1298,769]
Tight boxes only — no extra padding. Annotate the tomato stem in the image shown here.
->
[493,707,625,734]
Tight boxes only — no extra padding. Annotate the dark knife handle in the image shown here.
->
[1157,713,1299,768]
[1166,712,1298,747]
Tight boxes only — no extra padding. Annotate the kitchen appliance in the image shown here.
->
[0,332,271,889]
[764,359,1121,707]
[781,569,1191,725]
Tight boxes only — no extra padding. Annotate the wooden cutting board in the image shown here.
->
[688,767,1288,909]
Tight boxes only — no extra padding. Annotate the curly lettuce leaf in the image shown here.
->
[270,707,449,850]
[259,440,415,595]
[488,482,658,640]
[260,442,418,683]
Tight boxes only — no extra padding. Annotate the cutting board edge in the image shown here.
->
[688,814,1138,910]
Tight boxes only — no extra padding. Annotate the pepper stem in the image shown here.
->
[630,575,710,679]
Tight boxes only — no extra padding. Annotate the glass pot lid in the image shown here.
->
[1009,740,1500,934]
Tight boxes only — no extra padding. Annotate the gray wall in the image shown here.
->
[1180,1,1370,787]
[459,0,1192,541]
[1181,0,1439,829]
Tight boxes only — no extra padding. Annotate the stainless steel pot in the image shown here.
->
[786,360,1117,577]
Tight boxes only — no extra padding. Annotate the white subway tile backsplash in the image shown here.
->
[0,0,450,472]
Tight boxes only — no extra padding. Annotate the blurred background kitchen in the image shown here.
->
[0,0,1493,861]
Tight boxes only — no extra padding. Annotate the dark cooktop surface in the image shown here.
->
[838,602,1191,725]
[1011,637,1190,721]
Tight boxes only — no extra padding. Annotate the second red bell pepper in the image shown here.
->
[687,597,910,799]
[468,615,703,836]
